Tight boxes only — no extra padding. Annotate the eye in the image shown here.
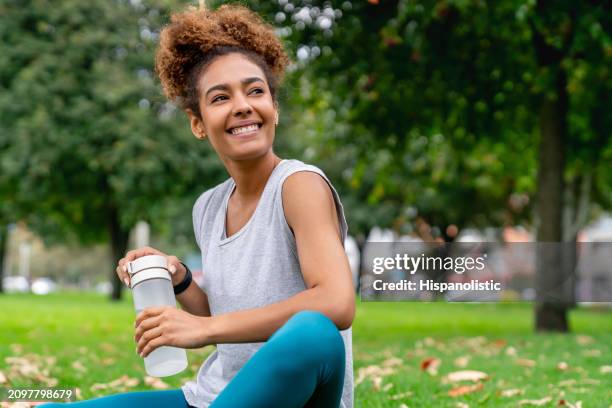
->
[250,88,264,95]
[211,95,227,103]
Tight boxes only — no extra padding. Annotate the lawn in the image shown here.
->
[1,293,611,407]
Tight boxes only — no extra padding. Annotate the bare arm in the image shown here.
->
[173,265,211,317]
[204,171,355,343]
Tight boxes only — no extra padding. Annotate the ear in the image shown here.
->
[274,101,279,125]
[186,109,207,140]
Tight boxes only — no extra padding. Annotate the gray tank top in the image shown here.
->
[182,159,354,408]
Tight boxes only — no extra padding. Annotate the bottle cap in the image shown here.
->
[127,255,171,288]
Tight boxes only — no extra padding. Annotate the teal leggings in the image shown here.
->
[42,310,346,408]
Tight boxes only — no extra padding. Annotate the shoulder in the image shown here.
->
[193,178,233,217]
[281,170,338,232]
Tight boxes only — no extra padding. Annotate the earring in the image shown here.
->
[274,113,279,126]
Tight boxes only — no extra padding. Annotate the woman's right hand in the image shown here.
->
[116,246,187,288]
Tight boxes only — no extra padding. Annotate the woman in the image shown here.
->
[46,4,355,408]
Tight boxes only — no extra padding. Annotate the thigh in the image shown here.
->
[39,389,190,408]
[211,310,345,408]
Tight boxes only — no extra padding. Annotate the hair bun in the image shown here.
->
[156,4,290,103]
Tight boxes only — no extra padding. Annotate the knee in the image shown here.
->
[277,310,345,359]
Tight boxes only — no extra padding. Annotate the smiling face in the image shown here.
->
[188,53,278,162]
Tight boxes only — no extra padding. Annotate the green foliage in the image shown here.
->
[251,0,612,236]
[0,0,226,246]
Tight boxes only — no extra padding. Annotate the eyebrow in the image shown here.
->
[205,77,265,98]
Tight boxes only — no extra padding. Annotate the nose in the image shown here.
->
[231,93,253,116]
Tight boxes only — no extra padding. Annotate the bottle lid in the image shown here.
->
[127,255,171,287]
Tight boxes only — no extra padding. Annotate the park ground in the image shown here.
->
[1,293,611,407]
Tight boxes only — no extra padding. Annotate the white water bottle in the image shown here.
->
[128,254,188,377]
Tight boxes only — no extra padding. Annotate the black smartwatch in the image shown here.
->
[173,262,193,295]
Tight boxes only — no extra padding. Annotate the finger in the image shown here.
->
[137,326,164,355]
[141,334,169,358]
[166,256,180,275]
[116,266,130,287]
[123,247,165,266]
[135,314,163,342]
[135,306,167,328]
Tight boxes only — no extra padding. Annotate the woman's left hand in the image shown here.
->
[135,306,211,357]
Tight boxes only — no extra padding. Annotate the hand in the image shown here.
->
[134,306,212,357]
[116,246,187,288]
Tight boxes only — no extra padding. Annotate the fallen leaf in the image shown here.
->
[71,361,87,373]
[448,382,483,397]
[100,358,115,366]
[445,370,488,383]
[582,349,601,357]
[389,391,413,400]
[500,388,523,397]
[519,396,552,406]
[454,356,470,368]
[557,400,582,408]
[516,358,536,368]
[0,371,6,384]
[355,364,395,386]
[399,404,409,408]
[456,403,470,408]
[382,383,393,392]
[506,347,517,357]
[145,376,169,389]
[557,362,569,371]
[576,335,593,345]
[382,357,403,367]
[420,357,441,375]
[600,365,612,374]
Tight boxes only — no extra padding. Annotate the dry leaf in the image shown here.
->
[399,404,409,408]
[506,347,517,357]
[389,391,413,400]
[582,349,601,357]
[382,383,393,392]
[445,370,488,383]
[0,371,6,384]
[448,382,483,397]
[420,357,441,375]
[516,358,536,368]
[71,360,87,373]
[519,396,552,406]
[456,403,470,408]
[501,388,523,397]
[557,362,569,371]
[145,376,169,389]
[600,365,612,374]
[382,357,403,367]
[557,400,582,408]
[454,356,470,368]
[576,335,593,345]
[355,364,396,386]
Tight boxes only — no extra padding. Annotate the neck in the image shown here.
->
[223,151,282,202]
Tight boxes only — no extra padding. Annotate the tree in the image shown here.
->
[252,0,612,330]
[0,0,226,299]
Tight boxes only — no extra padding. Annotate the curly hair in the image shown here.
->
[155,4,290,119]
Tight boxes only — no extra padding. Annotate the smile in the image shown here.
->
[227,123,262,137]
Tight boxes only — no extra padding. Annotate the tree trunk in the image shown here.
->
[0,225,6,293]
[108,205,129,301]
[534,69,570,332]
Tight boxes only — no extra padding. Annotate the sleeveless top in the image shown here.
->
[182,159,354,408]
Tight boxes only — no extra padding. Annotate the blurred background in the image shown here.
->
[1,1,612,405]
[2,0,611,331]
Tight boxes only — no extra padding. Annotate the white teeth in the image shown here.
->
[231,124,259,135]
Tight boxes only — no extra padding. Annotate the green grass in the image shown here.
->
[1,293,611,406]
